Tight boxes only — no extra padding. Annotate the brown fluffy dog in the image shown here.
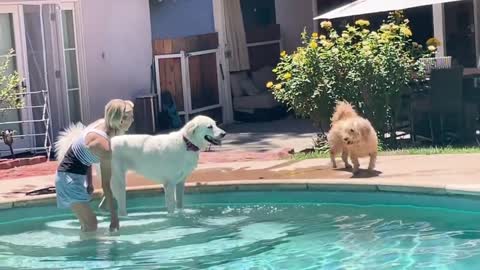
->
[327,101,378,174]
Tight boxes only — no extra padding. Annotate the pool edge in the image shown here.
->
[2,179,480,209]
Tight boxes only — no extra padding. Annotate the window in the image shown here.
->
[0,13,22,133]
[240,0,276,30]
[61,8,82,123]
[444,0,476,67]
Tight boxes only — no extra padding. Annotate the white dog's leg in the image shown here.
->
[368,152,377,171]
[175,180,186,209]
[164,183,176,214]
[351,154,360,174]
[342,151,352,169]
[110,162,128,216]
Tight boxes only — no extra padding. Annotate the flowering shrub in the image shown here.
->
[0,49,24,112]
[268,11,436,138]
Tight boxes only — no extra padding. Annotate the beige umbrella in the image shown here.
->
[314,0,464,20]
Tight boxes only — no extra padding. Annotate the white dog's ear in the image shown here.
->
[184,121,198,136]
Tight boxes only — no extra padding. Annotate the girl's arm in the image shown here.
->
[86,166,94,195]
[85,133,119,231]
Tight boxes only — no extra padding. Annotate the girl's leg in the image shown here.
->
[71,202,98,232]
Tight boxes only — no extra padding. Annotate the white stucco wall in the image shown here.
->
[79,0,152,123]
[275,0,314,53]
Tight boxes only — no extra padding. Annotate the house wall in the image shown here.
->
[150,0,215,40]
[79,0,152,122]
[274,0,314,53]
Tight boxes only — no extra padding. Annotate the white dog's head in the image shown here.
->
[182,115,226,151]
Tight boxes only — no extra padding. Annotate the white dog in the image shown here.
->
[109,115,226,216]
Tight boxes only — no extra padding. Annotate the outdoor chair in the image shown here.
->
[392,84,433,144]
[428,66,465,145]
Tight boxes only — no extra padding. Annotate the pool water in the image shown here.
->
[1,191,480,269]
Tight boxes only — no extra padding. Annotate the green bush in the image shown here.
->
[0,49,24,113]
[268,11,437,139]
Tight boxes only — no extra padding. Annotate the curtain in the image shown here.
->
[223,0,250,72]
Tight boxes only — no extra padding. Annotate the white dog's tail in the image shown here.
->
[54,122,85,161]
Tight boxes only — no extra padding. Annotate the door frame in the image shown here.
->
[60,2,84,123]
[0,4,35,154]
[154,48,223,122]
[212,0,234,124]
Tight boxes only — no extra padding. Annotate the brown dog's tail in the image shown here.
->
[331,101,358,123]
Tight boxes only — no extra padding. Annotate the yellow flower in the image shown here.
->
[347,26,356,32]
[283,72,292,80]
[342,33,349,38]
[428,45,437,51]
[320,40,333,48]
[400,26,412,37]
[355,19,370,27]
[320,21,332,29]
[312,32,319,38]
[310,41,318,49]
[362,29,370,34]
[426,37,441,47]
[380,33,390,41]
[280,50,287,57]
[319,35,326,40]
[266,81,274,88]
[292,51,306,64]
[274,83,282,91]
[380,24,390,31]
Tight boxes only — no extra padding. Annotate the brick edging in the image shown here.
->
[0,156,47,170]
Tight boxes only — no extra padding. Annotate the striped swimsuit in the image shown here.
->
[57,128,108,175]
[55,127,108,208]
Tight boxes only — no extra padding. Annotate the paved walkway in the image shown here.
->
[1,154,480,205]
[212,116,318,152]
[0,116,316,180]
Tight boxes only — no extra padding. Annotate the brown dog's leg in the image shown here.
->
[342,151,352,169]
[368,152,377,171]
[330,149,338,168]
[351,154,360,174]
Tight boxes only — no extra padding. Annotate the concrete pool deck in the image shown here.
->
[1,153,480,208]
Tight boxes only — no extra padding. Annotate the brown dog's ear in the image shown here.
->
[360,121,371,138]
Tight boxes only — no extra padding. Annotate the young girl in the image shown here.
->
[55,99,134,232]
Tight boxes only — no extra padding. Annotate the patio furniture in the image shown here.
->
[428,66,465,144]
[420,56,452,75]
[230,66,287,122]
[393,83,434,144]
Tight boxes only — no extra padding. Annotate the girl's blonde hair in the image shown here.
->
[104,99,134,135]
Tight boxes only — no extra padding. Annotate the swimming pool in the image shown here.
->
[1,190,480,269]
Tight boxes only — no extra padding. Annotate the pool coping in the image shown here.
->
[2,179,480,210]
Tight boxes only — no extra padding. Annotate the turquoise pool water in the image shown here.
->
[1,191,480,269]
